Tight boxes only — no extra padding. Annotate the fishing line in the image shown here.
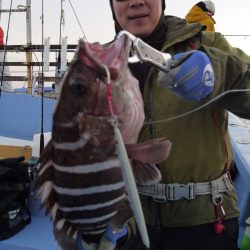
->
[0,0,13,96]
[103,65,115,117]
[224,35,250,37]
[59,0,64,46]
[68,0,87,41]
[144,88,250,125]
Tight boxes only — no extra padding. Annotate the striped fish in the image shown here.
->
[35,35,171,250]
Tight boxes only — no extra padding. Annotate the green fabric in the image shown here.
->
[138,15,250,227]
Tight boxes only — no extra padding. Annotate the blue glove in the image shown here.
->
[158,50,215,101]
[79,224,127,250]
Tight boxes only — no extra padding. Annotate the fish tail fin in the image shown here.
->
[54,228,77,250]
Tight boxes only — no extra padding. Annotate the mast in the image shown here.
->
[0,1,32,94]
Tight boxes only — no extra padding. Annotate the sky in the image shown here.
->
[1,0,250,47]
[1,0,250,86]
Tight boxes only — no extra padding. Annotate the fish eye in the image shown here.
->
[71,80,87,96]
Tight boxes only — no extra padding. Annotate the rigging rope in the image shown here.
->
[68,0,87,41]
[0,0,13,96]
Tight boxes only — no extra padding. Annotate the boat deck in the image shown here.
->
[228,114,250,245]
[0,91,249,249]
[0,194,83,250]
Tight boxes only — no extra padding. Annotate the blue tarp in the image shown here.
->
[0,92,56,141]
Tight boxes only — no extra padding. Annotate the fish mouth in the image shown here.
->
[78,34,131,81]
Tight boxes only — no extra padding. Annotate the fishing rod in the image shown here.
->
[39,0,45,155]
[55,0,64,79]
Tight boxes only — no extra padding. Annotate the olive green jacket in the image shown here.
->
[139,16,250,227]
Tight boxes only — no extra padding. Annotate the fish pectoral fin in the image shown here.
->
[126,138,172,164]
[132,161,162,185]
[125,138,172,185]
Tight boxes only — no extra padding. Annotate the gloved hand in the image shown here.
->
[158,50,215,101]
[99,224,128,249]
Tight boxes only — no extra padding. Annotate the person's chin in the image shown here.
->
[127,26,151,38]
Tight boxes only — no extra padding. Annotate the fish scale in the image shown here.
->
[38,117,127,243]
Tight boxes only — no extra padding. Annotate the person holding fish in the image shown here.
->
[103,0,250,249]
[36,1,250,250]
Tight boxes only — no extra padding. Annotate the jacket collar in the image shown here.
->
[161,15,204,50]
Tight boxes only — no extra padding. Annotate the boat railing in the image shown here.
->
[0,44,77,83]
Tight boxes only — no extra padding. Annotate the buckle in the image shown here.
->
[167,183,196,201]
[212,194,224,205]
[153,184,167,203]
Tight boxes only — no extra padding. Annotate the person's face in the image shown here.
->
[112,0,162,38]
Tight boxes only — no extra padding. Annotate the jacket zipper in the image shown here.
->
[147,74,162,232]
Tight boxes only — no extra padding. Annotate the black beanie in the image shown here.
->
[109,0,166,20]
[196,2,209,13]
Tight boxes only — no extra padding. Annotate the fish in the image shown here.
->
[35,34,172,250]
